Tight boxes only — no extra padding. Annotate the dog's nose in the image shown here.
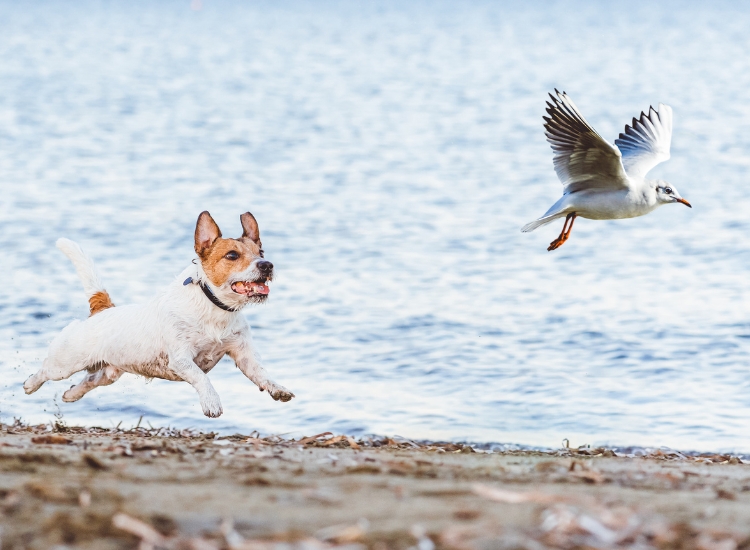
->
[256,260,273,273]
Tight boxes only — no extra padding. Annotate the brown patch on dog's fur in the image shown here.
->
[200,238,262,286]
[194,211,265,287]
[89,291,114,316]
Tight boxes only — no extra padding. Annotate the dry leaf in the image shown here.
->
[569,469,604,484]
[472,484,562,504]
[321,435,345,446]
[297,432,333,445]
[31,434,71,445]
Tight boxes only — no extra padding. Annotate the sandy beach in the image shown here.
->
[0,423,748,549]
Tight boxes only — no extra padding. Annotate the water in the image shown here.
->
[2,0,750,452]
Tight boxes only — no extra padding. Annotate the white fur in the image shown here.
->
[24,241,294,417]
[56,238,107,298]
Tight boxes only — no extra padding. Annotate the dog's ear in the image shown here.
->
[240,212,261,245]
[195,211,222,257]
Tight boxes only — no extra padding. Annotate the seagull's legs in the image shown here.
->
[547,213,577,251]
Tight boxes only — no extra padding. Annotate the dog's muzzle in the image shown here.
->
[231,261,273,298]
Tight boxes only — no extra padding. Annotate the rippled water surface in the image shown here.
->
[3,1,750,451]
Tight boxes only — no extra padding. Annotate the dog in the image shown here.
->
[24,211,295,417]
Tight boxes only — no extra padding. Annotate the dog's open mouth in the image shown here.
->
[231,280,270,296]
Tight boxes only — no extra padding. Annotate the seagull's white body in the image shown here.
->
[539,186,659,223]
[522,90,691,248]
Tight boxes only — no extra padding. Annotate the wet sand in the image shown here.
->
[1,423,750,549]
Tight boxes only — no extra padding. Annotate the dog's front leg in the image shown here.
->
[169,355,223,417]
[227,339,295,402]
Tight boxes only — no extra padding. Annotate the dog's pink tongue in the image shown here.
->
[232,282,270,295]
[251,283,270,295]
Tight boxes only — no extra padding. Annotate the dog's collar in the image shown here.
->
[183,277,238,313]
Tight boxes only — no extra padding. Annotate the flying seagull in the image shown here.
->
[522,89,691,251]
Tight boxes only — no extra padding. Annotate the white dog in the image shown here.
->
[24,211,295,417]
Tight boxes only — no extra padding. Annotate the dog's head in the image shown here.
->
[194,211,273,307]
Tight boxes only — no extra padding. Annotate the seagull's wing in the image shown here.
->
[614,103,672,179]
[544,89,631,194]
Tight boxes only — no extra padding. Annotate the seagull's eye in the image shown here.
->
[664,187,673,194]
[225,251,239,261]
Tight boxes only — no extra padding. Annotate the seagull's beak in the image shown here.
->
[675,197,692,208]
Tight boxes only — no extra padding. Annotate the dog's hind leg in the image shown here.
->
[23,356,69,395]
[62,365,123,402]
[24,350,95,396]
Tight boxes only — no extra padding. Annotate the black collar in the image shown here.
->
[183,277,237,312]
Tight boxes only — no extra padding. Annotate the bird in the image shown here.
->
[522,89,691,251]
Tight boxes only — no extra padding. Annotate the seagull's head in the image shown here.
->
[654,180,691,208]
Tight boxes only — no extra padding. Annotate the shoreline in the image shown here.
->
[11,416,750,459]
[2,423,750,548]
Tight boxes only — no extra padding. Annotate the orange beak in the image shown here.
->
[676,198,692,208]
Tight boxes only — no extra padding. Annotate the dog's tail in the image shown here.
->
[56,238,115,316]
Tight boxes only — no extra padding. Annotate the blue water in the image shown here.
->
[3,0,750,452]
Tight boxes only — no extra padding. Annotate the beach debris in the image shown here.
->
[11,418,747,465]
[82,452,110,470]
[346,463,382,474]
[112,513,169,547]
[452,508,481,521]
[315,518,369,543]
[410,524,436,550]
[298,432,334,445]
[322,436,346,447]
[465,483,750,550]
[31,434,71,444]
[472,484,563,504]
[24,480,76,504]
[221,519,368,550]
[716,488,736,500]
[568,460,605,483]
[112,512,220,550]
[303,487,344,505]
[78,489,91,508]
[6,420,750,550]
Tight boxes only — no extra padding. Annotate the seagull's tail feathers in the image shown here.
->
[522,196,570,233]
[521,214,563,233]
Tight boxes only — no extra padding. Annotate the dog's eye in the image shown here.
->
[664,187,673,194]
[259,249,264,258]
[224,251,240,261]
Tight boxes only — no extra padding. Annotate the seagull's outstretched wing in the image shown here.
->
[544,90,630,194]
[614,104,672,180]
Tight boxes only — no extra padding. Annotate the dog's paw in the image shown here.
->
[200,390,223,418]
[23,374,45,395]
[263,381,295,403]
[62,385,83,403]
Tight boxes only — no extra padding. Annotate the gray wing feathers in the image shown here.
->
[543,89,630,193]
[614,103,672,179]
